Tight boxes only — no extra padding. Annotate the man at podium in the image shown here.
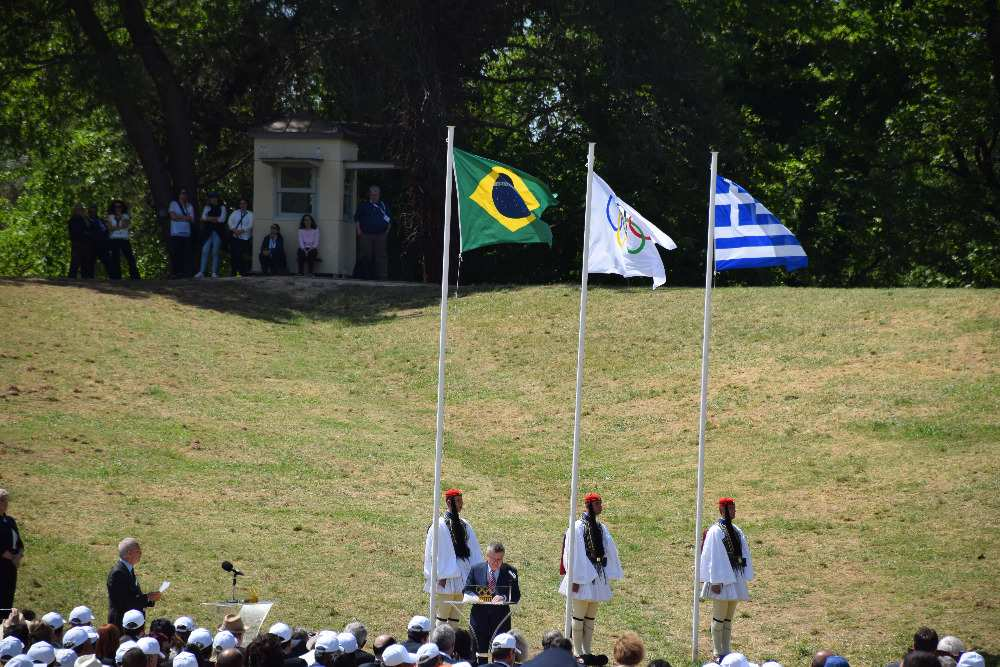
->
[463,542,520,662]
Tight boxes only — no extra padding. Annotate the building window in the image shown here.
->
[344,170,358,219]
[277,166,316,217]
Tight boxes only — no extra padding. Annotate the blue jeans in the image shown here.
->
[200,231,222,274]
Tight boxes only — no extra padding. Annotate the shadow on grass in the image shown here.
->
[1,277,450,325]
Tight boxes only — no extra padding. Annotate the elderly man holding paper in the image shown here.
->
[107,538,163,629]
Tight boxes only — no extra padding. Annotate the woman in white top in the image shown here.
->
[107,200,139,279]
[227,198,254,276]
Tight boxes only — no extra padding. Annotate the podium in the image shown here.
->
[447,593,518,663]
[201,601,275,646]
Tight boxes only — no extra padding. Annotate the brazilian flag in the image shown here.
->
[453,148,556,252]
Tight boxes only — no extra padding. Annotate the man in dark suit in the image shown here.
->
[107,538,161,628]
[464,543,521,663]
[0,489,24,621]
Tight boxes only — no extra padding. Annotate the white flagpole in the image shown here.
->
[428,125,456,620]
[564,142,597,638]
[691,150,719,663]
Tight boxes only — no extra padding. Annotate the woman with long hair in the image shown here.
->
[297,214,320,276]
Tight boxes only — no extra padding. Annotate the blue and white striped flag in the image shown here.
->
[714,176,807,271]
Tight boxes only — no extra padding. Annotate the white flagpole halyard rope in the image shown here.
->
[564,142,597,638]
[691,150,719,663]
[429,125,456,620]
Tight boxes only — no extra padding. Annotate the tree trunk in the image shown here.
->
[118,0,199,209]
[67,0,173,216]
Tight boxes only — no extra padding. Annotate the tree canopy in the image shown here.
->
[0,0,995,285]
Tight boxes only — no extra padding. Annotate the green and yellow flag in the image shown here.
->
[453,148,556,252]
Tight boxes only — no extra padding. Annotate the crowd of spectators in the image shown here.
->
[67,203,139,281]
[64,184,392,281]
[0,605,985,667]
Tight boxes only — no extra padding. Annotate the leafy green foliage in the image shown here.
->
[0,0,996,284]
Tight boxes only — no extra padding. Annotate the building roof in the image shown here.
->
[249,117,353,140]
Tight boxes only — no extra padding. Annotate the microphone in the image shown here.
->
[221,561,244,576]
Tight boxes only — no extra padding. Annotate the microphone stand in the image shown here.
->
[229,570,239,603]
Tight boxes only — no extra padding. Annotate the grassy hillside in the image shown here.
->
[0,279,997,665]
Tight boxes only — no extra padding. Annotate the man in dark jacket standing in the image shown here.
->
[464,542,521,662]
[87,204,116,279]
[107,538,161,628]
[67,205,94,279]
[0,489,24,621]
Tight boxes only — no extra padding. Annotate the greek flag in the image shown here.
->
[714,176,807,271]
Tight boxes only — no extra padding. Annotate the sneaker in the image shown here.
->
[194,272,204,278]
[211,273,219,278]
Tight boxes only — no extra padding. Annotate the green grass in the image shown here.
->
[0,279,998,666]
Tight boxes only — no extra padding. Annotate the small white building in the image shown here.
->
[249,117,396,275]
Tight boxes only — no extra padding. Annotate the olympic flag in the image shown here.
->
[588,174,677,288]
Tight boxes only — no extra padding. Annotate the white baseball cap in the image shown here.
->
[68,607,94,626]
[55,649,78,667]
[267,623,292,643]
[381,645,418,667]
[958,654,985,667]
[313,632,340,657]
[0,636,25,659]
[721,654,757,667]
[74,656,103,667]
[938,637,966,656]
[81,627,99,644]
[415,643,441,664]
[27,642,56,666]
[761,662,783,667]
[42,613,65,630]
[173,653,199,667]
[187,629,213,651]
[62,627,90,650]
[174,617,196,633]
[490,634,520,655]
[336,633,357,654]
[212,631,239,651]
[115,642,137,666]
[121,610,145,630]
[406,617,431,633]
[137,638,164,659]
[7,656,34,667]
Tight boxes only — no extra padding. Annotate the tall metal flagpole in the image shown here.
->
[428,125,456,620]
[691,151,719,663]
[564,142,597,637]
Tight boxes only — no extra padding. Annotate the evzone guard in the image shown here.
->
[424,488,484,627]
[559,492,624,658]
[700,497,754,660]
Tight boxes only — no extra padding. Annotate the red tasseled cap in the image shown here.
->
[584,492,602,503]
[718,497,735,508]
[444,488,463,498]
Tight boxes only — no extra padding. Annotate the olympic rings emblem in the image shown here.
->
[605,195,651,254]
